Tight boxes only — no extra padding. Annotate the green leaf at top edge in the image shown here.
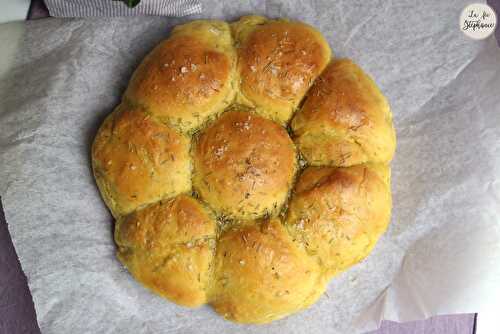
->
[114,0,141,8]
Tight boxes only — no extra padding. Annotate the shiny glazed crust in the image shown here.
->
[233,16,331,124]
[92,104,191,217]
[192,109,297,220]
[91,15,396,324]
[292,59,396,166]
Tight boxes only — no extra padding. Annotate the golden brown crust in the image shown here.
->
[285,164,392,276]
[211,219,323,323]
[292,59,396,167]
[125,20,235,133]
[91,104,191,218]
[233,16,331,124]
[192,110,297,220]
[90,16,396,324]
[115,195,216,307]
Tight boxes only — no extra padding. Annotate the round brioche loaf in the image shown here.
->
[92,15,396,324]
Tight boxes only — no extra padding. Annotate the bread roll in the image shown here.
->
[115,194,216,307]
[285,164,392,276]
[92,104,191,217]
[292,59,396,166]
[192,109,297,220]
[125,20,235,133]
[233,15,331,124]
[211,219,324,323]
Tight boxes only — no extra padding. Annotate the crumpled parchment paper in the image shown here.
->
[1,1,499,333]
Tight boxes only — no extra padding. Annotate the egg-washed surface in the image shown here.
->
[92,15,396,324]
[192,109,297,220]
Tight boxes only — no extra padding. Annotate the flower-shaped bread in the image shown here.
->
[92,15,396,324]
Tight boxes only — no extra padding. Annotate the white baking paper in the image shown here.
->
[1,1,499,333]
